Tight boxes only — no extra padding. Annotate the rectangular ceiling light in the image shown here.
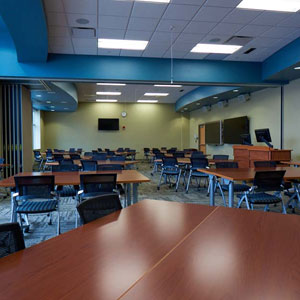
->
[144,92,169,96]
[96,92,121,96]
[154,84,182,87]
[97,83,126,86]
[137,100,158,103]
[96,99,118,102]
[191,43,242,54]
[135,0,170,3]
[98,39,148,50]
[237,0,300,12]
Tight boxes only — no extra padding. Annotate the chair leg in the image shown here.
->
[175,170,181,192]
[237,196,244,208]
[157,170,164,190]
[57,210,60,235]
[281,199,287,214]
[186,171,192,193]
[245,196,250,210]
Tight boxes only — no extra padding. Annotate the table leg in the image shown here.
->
[125,183,132,207]
[10,190,17,222]
[133,183,139,204]
[209,175,216,206]
[228,181,234,208]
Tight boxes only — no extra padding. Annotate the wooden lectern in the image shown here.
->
[233,145,292,168]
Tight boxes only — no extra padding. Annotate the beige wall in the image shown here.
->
[43,103,190,158]
[21,86,33,171]
[40,110,45,150]
[190,87,282,159]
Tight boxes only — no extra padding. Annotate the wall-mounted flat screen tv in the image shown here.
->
[223,116,249,144]
[98,118,119,131]
[205,121,222,145]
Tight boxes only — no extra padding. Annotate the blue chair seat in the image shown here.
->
[16,200,58,213]
[191,171,208,177]
[221,183,250,192]
[164,170,180,175]
[237,192,281,204]
[58,186,78,197]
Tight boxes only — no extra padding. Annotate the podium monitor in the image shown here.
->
[240,133,252,146]
[255,128,273,148]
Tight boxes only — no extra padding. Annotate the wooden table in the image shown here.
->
[199,166,300,208]
[2,200,300,300]
[281,161,300,167]
[155,158,235,165]
[0,170,150,222]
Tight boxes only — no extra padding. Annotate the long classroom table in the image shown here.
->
[0,170,150,222]
[1,200,300,300]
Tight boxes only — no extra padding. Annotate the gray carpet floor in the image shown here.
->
[0,161,299,248]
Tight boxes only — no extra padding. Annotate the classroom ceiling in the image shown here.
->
[44,0,300,62]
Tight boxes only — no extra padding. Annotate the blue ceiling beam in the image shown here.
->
[262,37,300,80]
[0,0,48,62]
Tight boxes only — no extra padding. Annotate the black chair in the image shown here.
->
[215,161,250,206]
[53,154,64,162]
[161,147,167,151]
[69,148,76,153]
[237,170,286,213]
[97,164,122,171]
[107,151,115,156]
[76,194,122,224]
[33,150,43,171]
[167,149,176,154]
[185,158,209,193]
[92,153,107,161]
[78,173,117,199]
[81,160,97,171]
[144,148,150,161]
[13,176,60,235]
[77,148,82,154]
[117,148,124,152]
[0,223,25,258]
[97,148,103,152]
[151,153,164,175]
[173,151,185,158]
[59,159,73,165]
[191,151,205,159]
[254,161,277,168]
[52,164,79,172]
[84,152,93,157]
[110,156,125,162]
[70,153,81,160]
[213,155,229,160]
[157,157,181,192]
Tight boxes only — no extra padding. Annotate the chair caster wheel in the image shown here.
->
[49,220,52,225]
[292,208,296,214]
[24,226,30,233]
[157,187,160,190]
[151,173,153,176]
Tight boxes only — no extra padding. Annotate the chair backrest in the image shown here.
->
[97,148,102,152]
[167,149,176,154]
[84,152,93,157]
[152,148,160,154]
[70,153,81,160]
[254,161,277,168]
[124,148,130,151]
[105,148,110,152]
[191,158,208,169]
[76,194,122,224]
[253,170,286,192]
[161,147,167,150]
[97,164,123,171]
[92,150,98,154]
[53,154,64,161]
[173,151,185,158]
[81,160,97,171]
[0,223,25,258]
[162,157,177,167]
[144,148,150,153]
[33,150,41,158]
[77,148,82,153]
[215,161,239,169]
[110,156,125,162]
[155,153,165,159]
[14,175,55,199]
[69,148,75,153]
[80,174,117,195]
[92,154,107,161]
[59,159,73,165]
[117,148,124,152]
[213,155,229,160]
[0,158,4,164]
[52,164,79,172]
[191,152,205,159]
[107,151,115,156]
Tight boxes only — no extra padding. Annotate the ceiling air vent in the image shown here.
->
[71,27,96,38]
[224,36,253,46]
[244,48,256,54]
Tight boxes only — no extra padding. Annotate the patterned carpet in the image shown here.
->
[0,161,299,248]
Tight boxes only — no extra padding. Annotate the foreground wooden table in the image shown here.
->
[1,200,300,300]
[0,170,150,222]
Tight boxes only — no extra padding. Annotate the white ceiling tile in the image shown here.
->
[120,50,143,57]
[171,0,205,4]
[172,41,195,51]
[46,13,68,26]
[183,21,217,34]
[285,30,300,40]
[48,26,70,37]
[72,38,97,48]
[156,19,189,32]
[131,2,167,19]
[43,0,64,12]
[175,33,205,43]
[200,34,231,43]
[50,45,74,54]
[145,42,170,54]
[246,37,282,47]
[142,51,164,58]
[205,53,228,60]
[184,52,207,59]
[261,26,299,38]
[74,47,97,55]
[98,49,120,56]
[222,8,262,24]
[66,13,97,28]
[236,25,272,37]
[204,0,241,8]
[127,18,159,31]
[251,11,292,26]
[99,0,133,17]
[63,0,97,14]
[193,6,232,22]
[98,28,125,39]
[278,14,300,27]
[163,50,187,58]
[49,36,73,47]
[162,4,200,21]
[150,31,180,43]
[209,22,244,35]
[125,30,153,40]
[98,16,129,29]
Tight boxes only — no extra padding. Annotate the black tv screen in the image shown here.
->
[223,116,249,144]
[205,121,222,144]
[98,118,119,131]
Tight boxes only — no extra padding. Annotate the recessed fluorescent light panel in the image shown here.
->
[96,99,118,102]
[154,84,182,87]
[98,39,148,50]
[237,0,300,12]
[137,100,158,103]
[97,83,126,86]
[144,93,169,96]
[96,92,121,96]
[191,43,242,54]
[135,0,170,2]
[294,67,300,70]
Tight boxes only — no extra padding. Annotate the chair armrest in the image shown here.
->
[77,190,83,196]
[12,192,19,198]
